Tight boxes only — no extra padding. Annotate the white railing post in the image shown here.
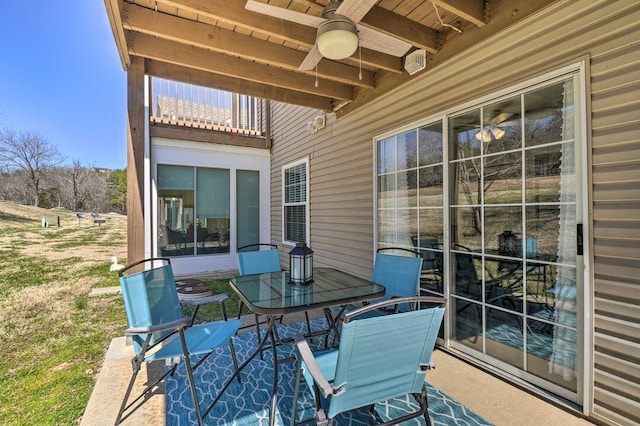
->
[149,77,264,136]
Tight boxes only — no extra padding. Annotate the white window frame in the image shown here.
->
[151,138,271,275]
[372,61,590,408]
[282,157,310,246]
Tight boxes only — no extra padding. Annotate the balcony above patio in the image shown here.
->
[149,78,271,150]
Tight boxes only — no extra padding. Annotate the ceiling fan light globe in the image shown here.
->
[475,126,505,142]
[491,127,505,140]
[316,18,359,60]
[475,129,492,143]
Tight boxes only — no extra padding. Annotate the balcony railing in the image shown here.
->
[150,78,265,137]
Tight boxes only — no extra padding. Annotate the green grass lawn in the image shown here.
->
[0,203,239,425]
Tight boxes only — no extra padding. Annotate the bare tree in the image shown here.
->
[0,128,64,207]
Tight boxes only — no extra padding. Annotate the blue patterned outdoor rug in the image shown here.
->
[166,318,493,425]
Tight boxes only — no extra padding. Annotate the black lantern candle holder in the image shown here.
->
[289,242,314,285]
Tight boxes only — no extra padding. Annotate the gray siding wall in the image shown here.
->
[269,1,639,424]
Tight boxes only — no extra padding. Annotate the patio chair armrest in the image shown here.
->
[125,318,191,335]
[294,334,334,398]
[179,292,229,306]
[420,361,436,371]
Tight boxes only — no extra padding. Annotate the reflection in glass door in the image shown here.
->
[377,122,445,300]
[449,75,582,398]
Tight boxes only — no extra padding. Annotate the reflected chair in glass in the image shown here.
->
[411,236,443,293]
[454,243,520,310]
[116,258,242,425]
[291,296,446,426]
[497,231,547,300]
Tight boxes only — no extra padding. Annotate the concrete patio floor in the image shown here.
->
[81,311,593,426]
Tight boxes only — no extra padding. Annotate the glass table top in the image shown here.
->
[229,267,385,315]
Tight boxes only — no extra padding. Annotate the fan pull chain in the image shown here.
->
[358,45,362,81]
[315,48,319,88]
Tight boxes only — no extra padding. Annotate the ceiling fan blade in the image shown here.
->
[299,45,323,70]
[335,0,378,23]
[357,25,412,57]
[489,112,514,125]
[245,0,324,28]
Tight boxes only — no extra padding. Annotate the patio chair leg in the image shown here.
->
[179,330,204,426]
[304,311,312,335]
[237,301,245,320]
[420,388,432,426]
[115,356,141,425]
[117,355,178,424]
[254,313,265,360]
[291,355,303,426]
[229,339,241,383]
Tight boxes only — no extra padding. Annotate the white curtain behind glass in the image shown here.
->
[550,78,577,381]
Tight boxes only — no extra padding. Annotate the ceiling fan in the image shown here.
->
[475,112,514,142]
[245,0,412,70]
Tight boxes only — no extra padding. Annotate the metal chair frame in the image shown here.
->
[292,296,446,426]
[116,258,241,425]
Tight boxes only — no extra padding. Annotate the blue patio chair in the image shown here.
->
[291,296,446,426]
[237,243,313,347]
[116,258,242,426]
[236,243,281,338]
[329,248,423,345]
[370,247,424,312]
[237,243,282,276]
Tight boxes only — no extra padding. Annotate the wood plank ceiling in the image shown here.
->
[105,0,558,116]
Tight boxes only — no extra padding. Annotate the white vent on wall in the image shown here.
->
[404,49,426,75]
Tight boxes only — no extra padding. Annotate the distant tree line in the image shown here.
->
[0,127,127,214]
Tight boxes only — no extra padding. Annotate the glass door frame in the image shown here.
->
[374,61,591,408]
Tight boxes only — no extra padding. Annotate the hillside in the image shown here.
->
[0,201,129,423]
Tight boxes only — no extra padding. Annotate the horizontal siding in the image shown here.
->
[588,1,640,422]
[269,1,640,424]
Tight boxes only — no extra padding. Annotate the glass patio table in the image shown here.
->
[217,267,385,425]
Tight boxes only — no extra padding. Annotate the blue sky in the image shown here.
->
[0,1,127,170]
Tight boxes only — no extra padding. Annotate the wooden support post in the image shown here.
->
[127,56,146,263]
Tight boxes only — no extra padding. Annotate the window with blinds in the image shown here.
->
[283,159,308,244]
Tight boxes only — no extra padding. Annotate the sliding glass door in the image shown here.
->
[376,70,584,402]
[157,166,260,257]
[449,75,582,398]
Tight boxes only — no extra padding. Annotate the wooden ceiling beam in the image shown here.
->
[360,6,439,53]
[338,0,557,116]
[122,3,375,89]
[432,0,486,27]
[145,60,334,112]
[265,0,438,54]
[129,32,354,101]
[156,0,403,73]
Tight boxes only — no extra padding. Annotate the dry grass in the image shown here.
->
[0,201,128,425]
[0,201,239,425]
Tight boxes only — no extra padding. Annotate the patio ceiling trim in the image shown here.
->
[106,0,561,114]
